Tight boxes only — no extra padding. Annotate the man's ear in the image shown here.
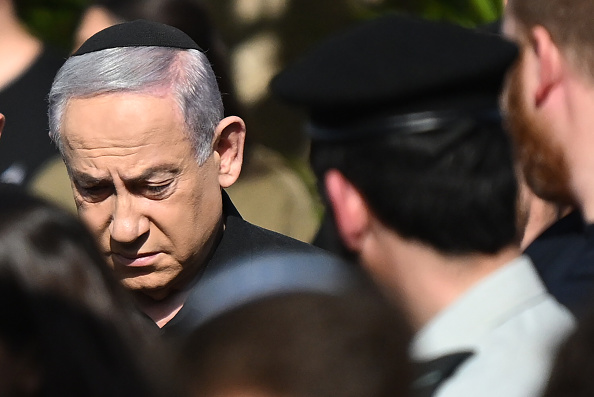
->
[324,169,370,252]
[0,113,4,138]
[214,116,246,188]
[530,25,564,107]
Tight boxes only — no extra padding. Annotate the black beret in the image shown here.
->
[270,15,518,141]
[73,19,202,56]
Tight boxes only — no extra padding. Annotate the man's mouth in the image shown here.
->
[111,252,160,267]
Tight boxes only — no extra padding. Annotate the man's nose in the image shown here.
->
[109,193,149,244]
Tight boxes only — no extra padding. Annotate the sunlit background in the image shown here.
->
[16,0,503,194]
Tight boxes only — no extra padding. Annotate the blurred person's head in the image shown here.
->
[166,250,379,335]
[0,278,172,397]
[0,185,175,395]
[0,184,136,323]
[179,290,412,397]
[309,123,518,257]
[501,0,594,213]
[49,20,246,302]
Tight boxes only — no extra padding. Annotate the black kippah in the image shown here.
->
[73,19,202,56]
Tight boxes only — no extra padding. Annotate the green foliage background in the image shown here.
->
[18,0,503,52]
[16,0,88,51]
[16,0,503,174]
[14,0,503,207]
[359,0,502,26]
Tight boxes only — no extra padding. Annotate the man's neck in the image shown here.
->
[413,246,521,330]
[520,190,571,249]
[366,229,522,331]
[134,289,190,328]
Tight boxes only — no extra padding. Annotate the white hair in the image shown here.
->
[48,47,224,164]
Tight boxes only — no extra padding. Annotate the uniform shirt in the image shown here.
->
[411,256,575,397]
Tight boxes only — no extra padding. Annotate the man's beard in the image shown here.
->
[502,64,575,206]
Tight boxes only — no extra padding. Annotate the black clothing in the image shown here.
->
[0,46,64,186]
[525,211,594,316]
[161,192,332,336]
[412,352,474,397]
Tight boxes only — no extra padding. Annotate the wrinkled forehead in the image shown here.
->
[61,92,190,157]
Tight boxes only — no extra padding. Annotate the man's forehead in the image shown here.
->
[60,92,197,181]
[61,92,187,149]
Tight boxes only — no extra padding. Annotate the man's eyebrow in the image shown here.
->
[69,165,180,185]
[70,171,109,186]
[124,165,180,182]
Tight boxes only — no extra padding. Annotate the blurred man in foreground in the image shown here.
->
[180,290,412,397]
[272,15,574,397]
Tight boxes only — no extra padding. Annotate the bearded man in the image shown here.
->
[502,0,594,314]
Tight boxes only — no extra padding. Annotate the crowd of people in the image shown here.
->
[1,0,594,395]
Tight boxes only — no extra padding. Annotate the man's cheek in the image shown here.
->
[78,208,106,238]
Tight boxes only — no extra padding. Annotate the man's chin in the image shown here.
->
[119,275,173,301]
